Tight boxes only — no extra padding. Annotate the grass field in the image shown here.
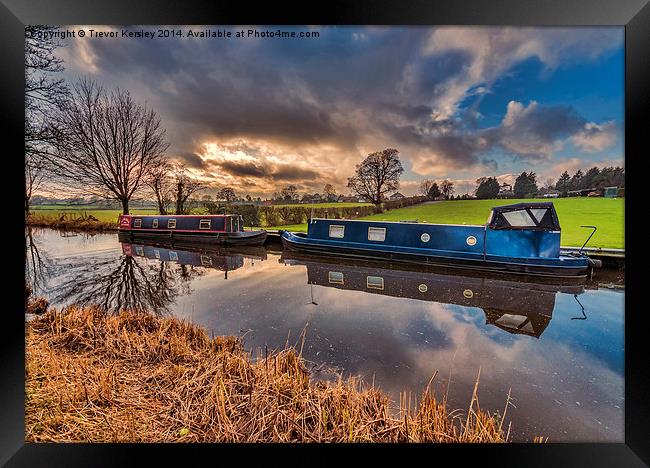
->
[264,198,624,248]
[271,202,371,208]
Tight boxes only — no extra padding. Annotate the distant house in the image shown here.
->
[389,192,405,201]
[542,192,559,198]
[338,194,362,203]
[568,188,597,197]
[603,186,619,198]
[497,183,514,198]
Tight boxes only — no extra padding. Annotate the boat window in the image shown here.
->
[133,219,142,228]
[169,251,178,261]
[368,227,386,242]
[154,249,160,259]
[168,219,176,229]
[329,225,345,238]
[502,210,536,227]
[328,271,344,284]
[199,219,211,230]
[152,219,158,228]
[367,276,384,290]
[135,246,144,256]
[529,208,548,224]
[200,255,212,266]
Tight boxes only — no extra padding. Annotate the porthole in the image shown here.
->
[466,236,477,246]
[421,233,430,242]
[418,284,428,293]
[463,289,474,298]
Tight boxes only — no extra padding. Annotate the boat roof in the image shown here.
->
[488,202,560,231]
[122,214,240,217]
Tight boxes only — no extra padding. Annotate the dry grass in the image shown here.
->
[27,213,118,232]
[26,304,512,443]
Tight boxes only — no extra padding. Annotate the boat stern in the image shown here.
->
[118,214,133,230]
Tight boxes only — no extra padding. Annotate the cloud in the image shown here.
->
[491,100,587,159]
[55,26,623,196]
[570,121,618,152]
[174,152,207,169]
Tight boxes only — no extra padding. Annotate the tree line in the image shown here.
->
[471,166,624,200]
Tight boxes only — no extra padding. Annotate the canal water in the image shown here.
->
[26,227,624,442]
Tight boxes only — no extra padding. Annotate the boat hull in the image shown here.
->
[281,231,591,278]
[119,228,267,246]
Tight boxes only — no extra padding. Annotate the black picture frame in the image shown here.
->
[2,0,647,465]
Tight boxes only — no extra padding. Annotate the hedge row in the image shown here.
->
[203,196,429,227]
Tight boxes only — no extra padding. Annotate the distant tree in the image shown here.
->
[347,148,403,208]
[555,171,571,197]
[440,179,455,200]
[593,166,625,188]
[245,194,252,202]
[323,183,337,202]
[419,179,435,198]
[49,78,169,214]
[280,184,299,202]
[513,171,538,198]
[582,167,601,189]
[475,177,501,199]
[569,169,584,191]
[427,182,442,200]
[173,164,205,214]
[217,187,237,204]
[146,161,174,215]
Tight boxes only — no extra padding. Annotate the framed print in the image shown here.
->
[2,0,648,465]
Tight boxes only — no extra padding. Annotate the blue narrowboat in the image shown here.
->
[118,214,267,246]
[280,202,601,278]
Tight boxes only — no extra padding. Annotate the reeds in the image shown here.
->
[26,304,511,443]
[26,213,118,232]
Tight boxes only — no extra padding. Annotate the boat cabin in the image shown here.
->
[119,214,245,233]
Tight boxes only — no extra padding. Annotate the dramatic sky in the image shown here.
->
[57,26,624,197]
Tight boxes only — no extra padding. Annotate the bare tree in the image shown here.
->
[48,78,169,214]
[173,164,205,214]
[216,187,237,204]
[25,26,70,216]
[440,179,455,200]
[347,148,404,208]
[146,160,174,214]
[280,184,298,202]
[419,179,435,198]
[323,183,337,202]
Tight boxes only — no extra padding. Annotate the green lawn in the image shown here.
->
[261,198,624,248]
[271,202,371,208]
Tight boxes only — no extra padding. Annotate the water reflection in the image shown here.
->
[25,228,624,442]
[281,252,589,339]
[122,240,267,281]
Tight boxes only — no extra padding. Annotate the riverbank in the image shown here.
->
[27,213,119,232]
[25,301,514,443]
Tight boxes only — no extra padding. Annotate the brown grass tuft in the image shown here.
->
[26,305,512,443]
[27,213,118,232]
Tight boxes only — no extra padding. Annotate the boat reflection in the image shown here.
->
[281,252,587,339]
[120,238,267,279]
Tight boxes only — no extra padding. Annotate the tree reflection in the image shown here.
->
[49,253,204,315]
[25,227,54,292]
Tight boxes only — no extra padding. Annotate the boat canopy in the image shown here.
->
[487,202,561,231]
